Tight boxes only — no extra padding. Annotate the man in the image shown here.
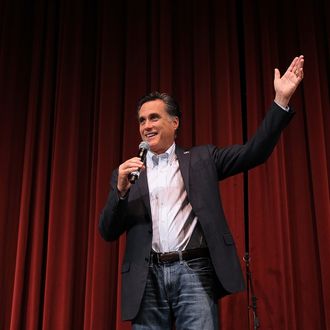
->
[99,56,304,329]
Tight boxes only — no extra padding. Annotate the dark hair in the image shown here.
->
[137,91,182,129]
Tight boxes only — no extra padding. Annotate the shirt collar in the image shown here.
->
[147,143,176,168]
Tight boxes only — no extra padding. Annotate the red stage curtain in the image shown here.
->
[0,0,329,329]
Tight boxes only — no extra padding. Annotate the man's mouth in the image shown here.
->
[145,132,157,139]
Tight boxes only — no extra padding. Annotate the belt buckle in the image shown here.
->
[151,252,161,264]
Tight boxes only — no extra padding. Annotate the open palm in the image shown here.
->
[274,55,304,107]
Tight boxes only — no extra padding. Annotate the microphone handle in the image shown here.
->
[128,171,139,184]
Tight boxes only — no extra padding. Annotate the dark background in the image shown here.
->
[1,0,329,329]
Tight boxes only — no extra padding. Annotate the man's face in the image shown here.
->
[138,99,179,154]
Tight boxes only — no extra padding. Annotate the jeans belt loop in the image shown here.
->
[178,250,183,264]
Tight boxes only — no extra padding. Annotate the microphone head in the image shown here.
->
[139,141,150,150]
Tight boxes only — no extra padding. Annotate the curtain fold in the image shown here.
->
[1,0,329,329]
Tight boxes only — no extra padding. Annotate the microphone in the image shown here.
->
[128,141,150,184]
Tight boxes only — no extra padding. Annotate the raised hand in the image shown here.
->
[274,55,304,108]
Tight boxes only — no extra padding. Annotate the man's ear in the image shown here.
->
[172,117,179,130]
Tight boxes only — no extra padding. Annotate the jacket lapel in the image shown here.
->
[137,169,152,219]
[176,145,190,196]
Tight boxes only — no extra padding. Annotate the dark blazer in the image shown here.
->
[99,102,294,321]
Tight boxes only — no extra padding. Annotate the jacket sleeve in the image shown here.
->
[99,169,129,241]
[210,102,295,180]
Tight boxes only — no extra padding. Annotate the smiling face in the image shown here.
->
[138,99,179,154]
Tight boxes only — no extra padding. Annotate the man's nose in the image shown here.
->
[144,119,153,129]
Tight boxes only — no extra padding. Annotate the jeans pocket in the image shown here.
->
[184,257,213,273]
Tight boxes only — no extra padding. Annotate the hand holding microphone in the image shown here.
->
[128,141,150,183]
[117,141,150,196]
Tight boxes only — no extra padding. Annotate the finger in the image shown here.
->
[122,158,144,168]
[294,65,304,79]
[297,68,304,80]
[297,56,304,70]
[274,68,281,80]
[126,166,141,172]
[121,163,143,171]
[287,56,299,73]
[127,161,144,168]
[125,157,144,164]
[291,55,305,77]
[119,167,141,177]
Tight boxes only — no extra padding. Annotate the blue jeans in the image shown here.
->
[132,257,219,330]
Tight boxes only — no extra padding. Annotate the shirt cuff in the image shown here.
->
[274,100,290,112]
[117,188,129,200]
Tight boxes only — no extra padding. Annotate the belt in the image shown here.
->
[150,248,209,264]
